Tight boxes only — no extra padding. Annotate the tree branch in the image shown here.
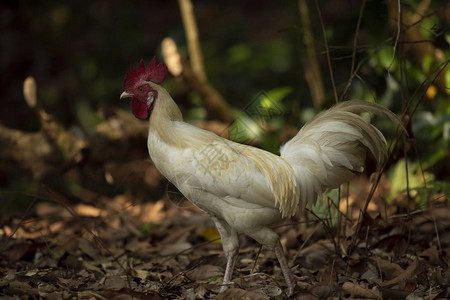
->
[1,77,86,180]
[177,0,207,82]
[313,0,338,103]
[0,77,149,181]
[297,0,325,109]
[162,37,233,123]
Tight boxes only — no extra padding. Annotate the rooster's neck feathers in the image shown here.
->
[148,83,218,149]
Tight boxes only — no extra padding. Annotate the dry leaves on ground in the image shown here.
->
[1,189,449,299]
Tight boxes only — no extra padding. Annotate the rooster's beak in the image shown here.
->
[120,91,133,99]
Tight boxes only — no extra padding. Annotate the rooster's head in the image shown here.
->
[120,57,168,119]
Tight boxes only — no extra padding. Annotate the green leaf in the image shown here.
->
[377,46,397,71]
[207,274,223,283]
[422,53,434,73]
[228,43,252,64]
[139,223,162,234]
[265,86,293,102]
[387,159,435,204]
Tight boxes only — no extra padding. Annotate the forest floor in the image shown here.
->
[1,180,449,300]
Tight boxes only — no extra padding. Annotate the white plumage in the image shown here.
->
[281,100,396,209]
[121,70,399,295]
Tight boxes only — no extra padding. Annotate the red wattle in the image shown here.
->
[130,98,149,119]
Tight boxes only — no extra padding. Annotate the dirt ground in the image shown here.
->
[1,184,449,299]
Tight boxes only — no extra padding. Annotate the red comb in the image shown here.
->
[123,57,168,90]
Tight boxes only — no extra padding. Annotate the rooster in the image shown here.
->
[120,58,398,296]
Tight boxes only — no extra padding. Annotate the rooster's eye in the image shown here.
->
[138,87,144,93]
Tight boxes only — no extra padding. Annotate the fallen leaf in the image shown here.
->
[260,285,283,297]
[83,261,104,274]
[104,276,127,291]
[58,277,81,289]
[380,287,410,299]
[78,238,100,260]
[361,263,381,284]
[24,269,39,277]
[4,241,32,261]
[159,242,192,256]
[406,292,424,300]
[215,287,270,300]
[0,279,9,288]
[380,259,422,287]
[37,282,57,295]
[375,258,404,280]
[342,281,381,299]
[419,246,443,266]
[75,204,102,217]
[200,226,221,243]
[311,285,335,299]
[185,264,222,282]
[9,281,32,289]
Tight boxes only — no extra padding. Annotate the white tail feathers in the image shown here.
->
[280,100,400,208]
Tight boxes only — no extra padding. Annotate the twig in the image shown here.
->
[313,0,338,103]
[329,195,353,224]
[1,195,38,253]
[340,0,366,101]
[306,207,338,255]
[388,0,401,78]
[329,259,335,285]
[159,237,221,266]
[344,182,350,238]
[177,0,207,82]
[349,0,365,80]
[411,0,432,24]
[388,0,448,96]
[346,85,414,253]
[297,0,325,109]
[292,224,319,262]
[347,122,405,255]
[163,260,203,289]
[409,60,449,117]
[337,187,342,251]
[251,245,263,274]
[432,212,442,254]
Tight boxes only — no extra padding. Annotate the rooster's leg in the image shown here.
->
[274,240,296,296]
[211,216,239,293]
[245,227,297,296]
[221,247,239,292]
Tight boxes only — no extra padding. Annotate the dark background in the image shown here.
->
[1,0,449,208]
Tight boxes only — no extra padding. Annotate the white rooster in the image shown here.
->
[120,58,398,296]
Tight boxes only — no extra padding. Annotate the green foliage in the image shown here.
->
[139,223,162,234]
[229,110,263,143]
[387,157,450,208]
[414,181,450,207]
[3,0,449,210]
[412,109,450,167]
[1,178,39,212]
[207,274,223,283]
[312,189,340,226]
[74,99,104,135]
[387,159,434,205]
[229,87,292,146]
